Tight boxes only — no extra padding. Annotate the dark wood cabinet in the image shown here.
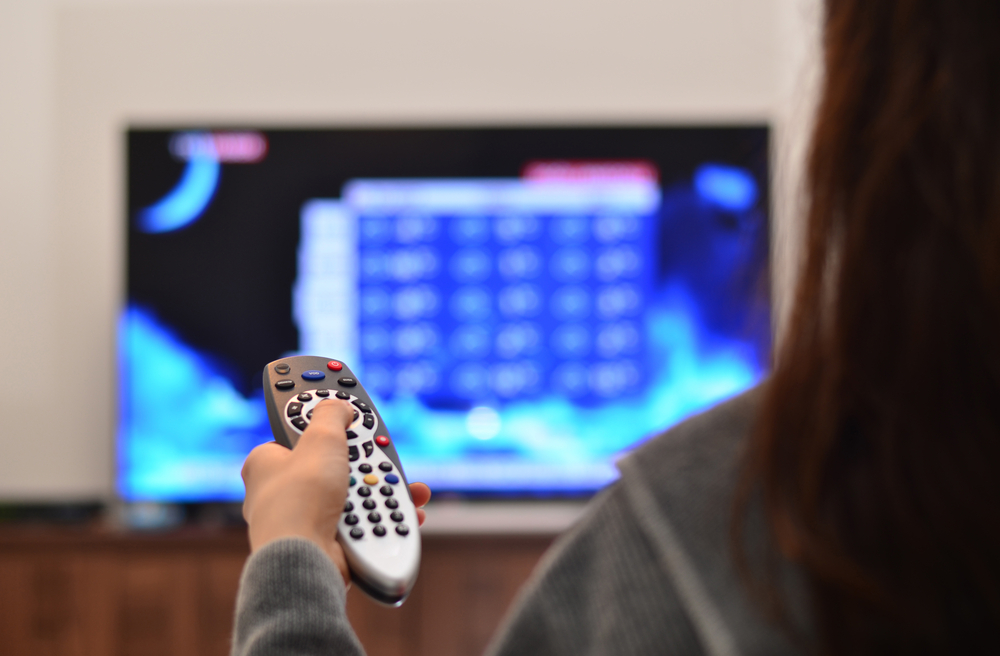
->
[0,527,552,656]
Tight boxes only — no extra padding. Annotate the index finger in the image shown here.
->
[409,482,432,508]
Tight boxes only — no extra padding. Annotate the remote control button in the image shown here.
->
[379,462,394,472]
[327,360,344,371]
[344,501,354,512]
[375,435,390,447]
[396,524,410,536]
[316,389,330,397]
[347,430,358,440]
[297,393,313,402]
[380,485,394,497]
[353,410,360,422]
[373,525,387,537]
[363,441,374,457]
[275,379,295,390]
[307,409,314,420]
[390,511,404,522]
[384,498,399,509]
[358,486,372,497]
[302,370,326,381]
[363,474,379,486]
[345,513,359,525]
[286,402,303,417]
[274,363,290,374]
[384,474,400,485]
[362,499,376,510]
[350,527,364,540]
[368,511,382,523]
[335,390,351,400]
[359,463,372,473]
[291,417,308,431]
[352,400,372,413]
[350,476,356,487]
[338,377,358,387]
[348,445,359,461]
[363,414,375,429]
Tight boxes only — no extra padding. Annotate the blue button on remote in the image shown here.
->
[302,370,326,380]
[384,474,400,484]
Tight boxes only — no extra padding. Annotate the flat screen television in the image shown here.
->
[122,126,770,502]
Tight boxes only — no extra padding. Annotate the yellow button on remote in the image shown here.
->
[363,474,379,486]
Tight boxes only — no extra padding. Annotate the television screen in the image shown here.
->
[122,126,770,501]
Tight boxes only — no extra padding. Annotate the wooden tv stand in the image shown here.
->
[0,525,553,656]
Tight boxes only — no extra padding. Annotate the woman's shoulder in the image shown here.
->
[612,385,766,568]
[623,384,765,491]
[487,385,800,656]
[609,383,802,656]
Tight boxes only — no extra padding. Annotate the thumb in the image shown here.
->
[295,399,355,454]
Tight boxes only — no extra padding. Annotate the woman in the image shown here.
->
[233,1,1000,653]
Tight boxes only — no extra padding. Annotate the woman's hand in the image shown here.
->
[241,399,431,585]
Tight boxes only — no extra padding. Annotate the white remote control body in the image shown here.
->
[263,355,421,605]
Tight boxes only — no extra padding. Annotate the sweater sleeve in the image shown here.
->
[484,484,706,656]
[231,537,366,656]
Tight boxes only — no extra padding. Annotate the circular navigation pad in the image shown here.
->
[284,392,378,437]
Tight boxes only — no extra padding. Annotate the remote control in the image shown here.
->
[262,355,420,606]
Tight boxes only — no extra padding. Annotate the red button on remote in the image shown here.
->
[375,435,390,447]
[327,361,343,371]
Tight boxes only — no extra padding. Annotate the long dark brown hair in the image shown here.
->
[737,0,1000,653]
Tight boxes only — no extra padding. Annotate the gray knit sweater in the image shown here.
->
[231,387,801,656]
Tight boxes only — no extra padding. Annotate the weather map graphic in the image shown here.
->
[293,171,764,490]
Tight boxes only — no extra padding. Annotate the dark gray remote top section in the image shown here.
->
[262,355,411,500]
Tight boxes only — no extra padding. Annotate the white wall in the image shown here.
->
[0,0,820,500]
[0,1,64,497]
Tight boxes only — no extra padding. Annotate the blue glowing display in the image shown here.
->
[122,134,769,501]
[118,306,271,500]
[138,155,220,233]
[693,164,759,212]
